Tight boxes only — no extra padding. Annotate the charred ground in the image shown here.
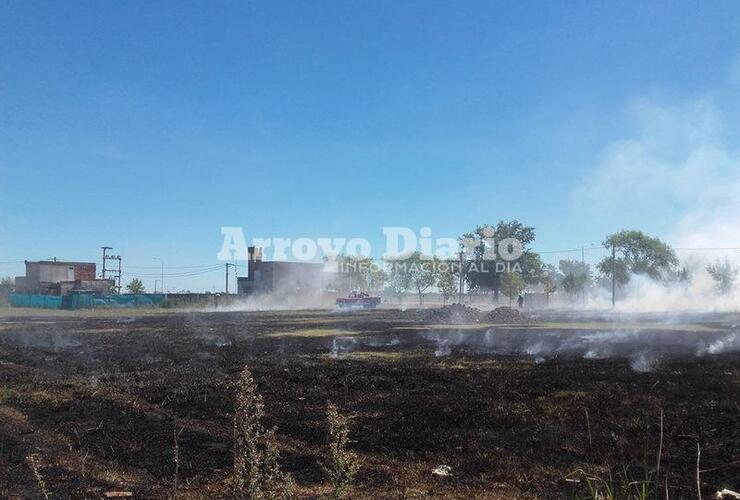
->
[0,308,738,498]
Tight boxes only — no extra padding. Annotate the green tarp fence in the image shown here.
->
[9,293,63,309]
[10,293,166,310]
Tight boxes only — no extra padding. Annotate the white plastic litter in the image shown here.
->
[716,489,740,500]
[432,465,452,477]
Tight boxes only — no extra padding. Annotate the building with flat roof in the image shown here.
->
[15,259,112,295]
[237,247,328,296]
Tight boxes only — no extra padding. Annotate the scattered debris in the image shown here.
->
[716,489,740,500]
[103,492,133,498]
[432,465,453,477]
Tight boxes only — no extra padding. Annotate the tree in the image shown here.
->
[706,258,738,295]
[437,260,458,305]
[367,263,387,294]
[464,220,543,302]
[406,252,437,305]
[501,271,525,306]
[558,259,591,300]
[331,256,382,293]
[541,265,560,307]
[126,278,145,294]
[385,258,412,305]
[0,277,12,306]
[597,230,678,285]
[666,265,691,286]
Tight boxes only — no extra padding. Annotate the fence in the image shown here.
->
[10,293,166,310]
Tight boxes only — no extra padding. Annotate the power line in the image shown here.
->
[123,263,233,270]
[121,266,224,279]
[674,247,740,251]
[536,246,603,255]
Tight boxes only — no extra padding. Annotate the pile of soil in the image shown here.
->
[486,306,525,323]
[406,304,482,323]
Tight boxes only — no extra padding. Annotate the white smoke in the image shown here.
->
[577,84,740,312]
[417,325,740,372]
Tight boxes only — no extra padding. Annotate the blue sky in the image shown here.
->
[2,1,740,291]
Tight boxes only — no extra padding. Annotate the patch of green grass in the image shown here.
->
[343,351,406,360]
[0,386,22,405]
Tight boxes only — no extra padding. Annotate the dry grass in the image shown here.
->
[265,328,359,338]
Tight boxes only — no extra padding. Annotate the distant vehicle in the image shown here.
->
[335,290,381,309]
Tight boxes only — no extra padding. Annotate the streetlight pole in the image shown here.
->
[458,250,465,304]
[611,245,616,308]
[154,257,163,294]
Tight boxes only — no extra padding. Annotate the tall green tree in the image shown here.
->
[126,278,145,294]
[597,230,678,285]
[464,220,543,302]
[706,258,738,295]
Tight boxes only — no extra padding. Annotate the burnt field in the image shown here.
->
[0,308,739,499]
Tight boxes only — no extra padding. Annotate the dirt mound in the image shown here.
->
[486,306,524,323]
[404,304,528,324]
[408,304,483,323]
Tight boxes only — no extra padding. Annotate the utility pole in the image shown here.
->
[101,247,121,293]
[611,244,616,308]
[153,257,163,294]
[581,246,586,307]
[458,250,465,304]
[225,263,236,294]
[101,246,112,279]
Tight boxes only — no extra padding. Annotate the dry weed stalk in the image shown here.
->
[233,365,294,499]
[26,454,51,500]
[324,403,361,499]
[172,421,184,499]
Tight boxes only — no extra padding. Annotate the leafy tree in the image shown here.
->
[464,220,543,302]
[0,277,12,306]
[706,258,738,295]
[405,252,437,305]
[597,230,678,285]
[331,256,383,293]
[666,265,691,286]
[384,257,412,305]
[541,264,560,307]
[367,263,387,294]
[558,259,591,299]
[437,260,459,305]
[501,271,525,306]
[126,278,145,294]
